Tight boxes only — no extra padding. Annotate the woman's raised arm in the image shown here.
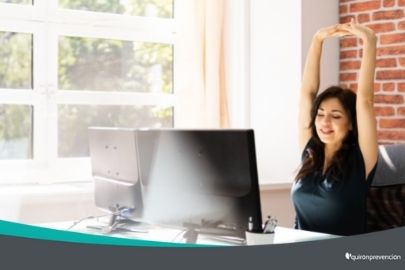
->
[299,25,349,151]
[340,20,378,178]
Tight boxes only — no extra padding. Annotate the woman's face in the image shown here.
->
[315,97,351,146]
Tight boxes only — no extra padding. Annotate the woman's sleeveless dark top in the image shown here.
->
[291,139,377,236]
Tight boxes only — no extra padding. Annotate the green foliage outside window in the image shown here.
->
[59,0,173,18]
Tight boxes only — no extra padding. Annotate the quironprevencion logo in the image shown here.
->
[345,252,401,262]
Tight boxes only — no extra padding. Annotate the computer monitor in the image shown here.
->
[88,128,143,232]
[88,128,263,241]
[135,129,263,240]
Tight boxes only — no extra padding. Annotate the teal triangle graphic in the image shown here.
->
[0,220,212,248]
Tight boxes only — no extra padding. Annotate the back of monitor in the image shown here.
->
[88,127,143,219]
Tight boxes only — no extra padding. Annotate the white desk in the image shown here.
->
[39,216,339,246]
[273,226,339,243]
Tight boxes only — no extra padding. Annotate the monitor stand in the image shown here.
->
[101,213,119,234]
[182,228,199,244]
[86,213,148,234]
[181,222,245,245]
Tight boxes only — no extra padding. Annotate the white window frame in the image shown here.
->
[0,0,180,184]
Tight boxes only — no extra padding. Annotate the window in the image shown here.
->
[0,31,33,160]
[0,0,178,183]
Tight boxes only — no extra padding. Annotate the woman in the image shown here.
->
[291,19,378,236]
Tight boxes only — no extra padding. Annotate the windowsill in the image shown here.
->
[0,181,291,224]
[0,181,94,203]
[0,181,292,201]
[260,182,292,191]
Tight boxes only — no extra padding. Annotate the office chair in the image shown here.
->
[367,144,405,232]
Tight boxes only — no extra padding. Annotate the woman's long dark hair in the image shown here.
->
[295,86,358,181]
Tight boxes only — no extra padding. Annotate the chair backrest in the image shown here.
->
[367,184,405,232]
[372,144,405,186]
[367,144,405,232]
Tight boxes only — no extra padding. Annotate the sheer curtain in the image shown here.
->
[176,0,235,128]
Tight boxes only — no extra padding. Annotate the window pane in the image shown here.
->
[0,104,33,159]
[59,0,173,18]
[58,105,173,157]
[59,36,173,93]
[0,31,32,89]
[0,0,32,4]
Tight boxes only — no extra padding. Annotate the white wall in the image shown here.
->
[0,183,102,224]
[302,0,339,91]
[250,0,339,185]
[260,187,295,228]
[250,0,302,184]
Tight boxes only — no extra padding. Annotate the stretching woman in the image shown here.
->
[291,19,378,236]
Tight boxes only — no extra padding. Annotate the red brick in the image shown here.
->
[382,83,395,91]
[340,60,361,70]
[340,50,357,59]
[374,106,395,116]
[376,58,397,68]
[399,21,405,30]
[398,107,405,115]
[373,10,404,20]
[376,70,405,80]
[377,45,405,56]
[380,119,405,128]
[383,0,395,7]
[340,38,357,48]
[380,33,405,45]
[350,83,358,91]
[358,13,370,23]
[340,4,348,14]
[400,58,405,67]
[340,73,357,81]
[399,83,405,92]
[340,16,353,23]
[350,1,380,12]
[374,83,381,92]
[400,0,405,6]
[378,131,405,141]
[375,94,404,104]
[366,23,395,33]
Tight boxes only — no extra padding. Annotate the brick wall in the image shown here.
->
[339,0,405,143]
